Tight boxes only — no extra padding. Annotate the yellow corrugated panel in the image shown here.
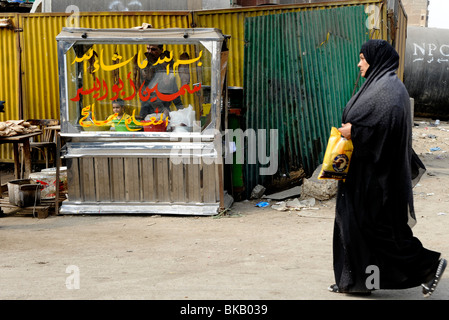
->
[0,14,19,162]
[193,1,386,88]
[0,15,19,120]
[20,15,67,121]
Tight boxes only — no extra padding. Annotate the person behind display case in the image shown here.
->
[109,98,130,131]
[138,44,185,120]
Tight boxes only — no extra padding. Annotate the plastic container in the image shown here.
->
[142,112,168,132]
[82,121,112,131]
[29,167,68,199]
[170,125,192,133]
[112,119,142,132]
[142,120,167,132]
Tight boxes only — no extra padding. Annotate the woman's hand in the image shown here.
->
[338,123,352,140]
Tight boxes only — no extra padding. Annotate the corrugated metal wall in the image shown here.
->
[0,15,19,120]
[0,14,20,162]
[20,14,67,121]
[242,4,384,195]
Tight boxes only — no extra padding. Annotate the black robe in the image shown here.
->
[333,40,440,293]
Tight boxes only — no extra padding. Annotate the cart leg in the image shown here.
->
[22,140,32,179]
[13,143,20,179]
[55,133,61,215]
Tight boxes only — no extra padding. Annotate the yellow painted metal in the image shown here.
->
[0,15,19,121]
[20,15,67,121]
[0,14,19,162]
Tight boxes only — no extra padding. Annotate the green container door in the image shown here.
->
[243,6,369,196]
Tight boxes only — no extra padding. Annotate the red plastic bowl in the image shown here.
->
[141,120,167,132]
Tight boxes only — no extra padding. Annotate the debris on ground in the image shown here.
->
[300,164,338,201]
[255,201,269,208]
[250,184,266,199]
[271,198,316,212]
[263,186,302,201]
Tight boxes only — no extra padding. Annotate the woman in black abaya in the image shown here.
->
[330,39,446,296]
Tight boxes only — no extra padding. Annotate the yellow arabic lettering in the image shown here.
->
[92,59,100,73]
[73,49,202,75]
[80,105,169,130]
[137,50,148,69]
[72,47,94,64]
[112,53,122,61]
[129,109,147,126]
[122,117,139,131]
[100,49,134,72]
[149,114,165,126]
[79,105,92,127]
[130,110,166,127]
[79,103,117,128]
[91,102,117,126]
[173,50,203,75]
[153,50,173,66]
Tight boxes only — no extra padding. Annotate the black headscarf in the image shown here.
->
[342,40,402,127]
[360,39,399,80]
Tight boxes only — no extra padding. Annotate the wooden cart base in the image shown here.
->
[0,195,66,219]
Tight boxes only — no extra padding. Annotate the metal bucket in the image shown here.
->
[7,179,44,207]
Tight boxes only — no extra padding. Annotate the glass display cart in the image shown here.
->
[56,27,228,215]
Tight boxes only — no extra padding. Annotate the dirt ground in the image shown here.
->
[0,117,448,302]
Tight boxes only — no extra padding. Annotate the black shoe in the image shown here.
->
[328,283,372,295]
[422,258,447,297]
[328,284,339,293]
